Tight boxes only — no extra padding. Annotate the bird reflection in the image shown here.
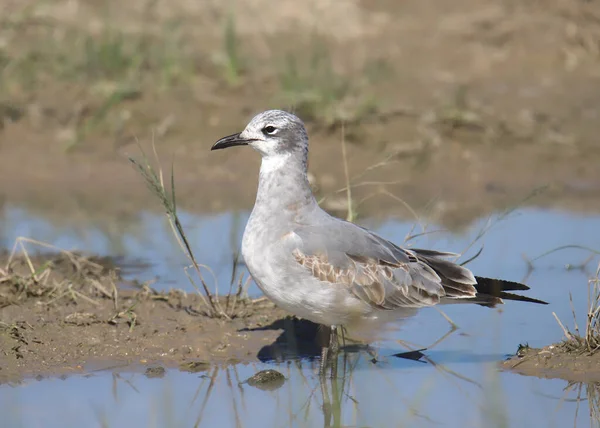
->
[249,315,470,427]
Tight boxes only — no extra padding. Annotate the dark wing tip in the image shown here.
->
[474,276,530,292]
[473,276,548,305]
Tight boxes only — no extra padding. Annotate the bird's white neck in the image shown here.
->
[259,153,292,176]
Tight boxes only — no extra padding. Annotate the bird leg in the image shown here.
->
[329,325,339,378]
[329,325,339,355]
[319,345,329,377]
[319,325,340,377]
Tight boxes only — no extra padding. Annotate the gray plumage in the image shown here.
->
[211,110,547,330]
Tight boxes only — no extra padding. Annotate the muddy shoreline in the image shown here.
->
[502,344,600,382]
[2,250,599,385]
[2,119,600,234]
[0,252,327,384]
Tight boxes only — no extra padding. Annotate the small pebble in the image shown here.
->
[243,369,285,391]
[145,366,166,379]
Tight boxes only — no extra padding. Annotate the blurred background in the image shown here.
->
[0,0,599,231]
[1,1,600,426]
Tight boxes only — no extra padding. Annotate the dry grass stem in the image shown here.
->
[129,142,230,318]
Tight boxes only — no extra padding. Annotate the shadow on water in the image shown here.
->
[245,317,326,363]
[2,203,600,426]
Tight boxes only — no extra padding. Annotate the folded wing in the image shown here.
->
[291,221,547,309]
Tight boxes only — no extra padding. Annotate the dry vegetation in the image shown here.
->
[0,238,121,309]
[556,262,600,355]
[0,237,259,319]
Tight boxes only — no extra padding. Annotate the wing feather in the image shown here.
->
[290,220,480,310]
[289,220,546,310]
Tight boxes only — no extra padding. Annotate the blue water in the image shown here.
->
[1,360,590,427]
[1,204,599,427]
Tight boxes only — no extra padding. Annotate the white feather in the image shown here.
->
[260,153,292,175]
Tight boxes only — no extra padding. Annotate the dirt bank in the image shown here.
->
[502,343,600,382]
[0,251,325,384]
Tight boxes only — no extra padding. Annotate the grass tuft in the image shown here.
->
[553,262,600,354]
[0,237,119,309]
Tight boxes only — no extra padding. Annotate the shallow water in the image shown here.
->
[1,204,600,427]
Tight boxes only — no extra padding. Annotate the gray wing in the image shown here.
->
[290,220,478,309]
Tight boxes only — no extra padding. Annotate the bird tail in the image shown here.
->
[409,249,548,308]
[468,276,548,307]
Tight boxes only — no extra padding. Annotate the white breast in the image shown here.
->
[242,229,369,326]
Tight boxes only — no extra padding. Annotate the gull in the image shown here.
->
[211,110,547,374]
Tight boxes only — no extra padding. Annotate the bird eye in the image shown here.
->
[262,126,277,135]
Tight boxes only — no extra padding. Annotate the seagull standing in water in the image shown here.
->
[211,110,547,375]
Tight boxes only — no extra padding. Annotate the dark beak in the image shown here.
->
[211,132,250,151]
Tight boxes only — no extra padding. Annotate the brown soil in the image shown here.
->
[502,344,600,382]
[0,251,324,384]
[1,0,600,229]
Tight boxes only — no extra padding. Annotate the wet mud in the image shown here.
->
[502,343,600,382]
[0,252,324,384]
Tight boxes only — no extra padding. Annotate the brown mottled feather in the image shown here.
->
[292,248,547,310]
[293,249,444,309]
